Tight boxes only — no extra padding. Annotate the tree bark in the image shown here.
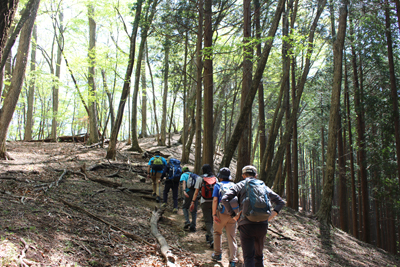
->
[195,0,203,174]
[87,4,99,145]
[202,0,214,170]
[316,1,347,225]
[236,0,252,179]
[0,0,40,159]
[141,53,147,138]
[106,0,143,160]
[160,38,169,146]
[24,24,36,141]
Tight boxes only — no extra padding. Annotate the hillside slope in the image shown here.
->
[0,136,399,266]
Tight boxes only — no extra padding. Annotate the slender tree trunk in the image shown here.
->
[236,0,252,178]
[195,0,203,174]
[316,1,347,225]
[87,4,99,145]
[101,69,115,132]
[203,0,214,169]
[141,53,147,138]
[146,43,159,141]
[106,0,143,160]
[181,30,189,163]
[0,0,39,159]
[254,0,266,163]
[338,111,348,232]
[160,39,169,146]
[24,24,36,141]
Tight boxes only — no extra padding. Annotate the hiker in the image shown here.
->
[221,165,285,267]
[161,158,182,213]
[180,166,198,231]
[190,164,217,248]
[147,151,167,203]
[211,167,238,266]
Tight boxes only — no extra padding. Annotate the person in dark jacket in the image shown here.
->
[221,165,285,267]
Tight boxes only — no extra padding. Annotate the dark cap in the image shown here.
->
[154,150,161,155]
[242,165,257,175]
[218,167,231,180]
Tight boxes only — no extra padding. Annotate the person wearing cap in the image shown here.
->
[221,165,285,267]
[211,167,238,267]
[147,151,167,203]
[190,164,216,248]
[180,166,198,231]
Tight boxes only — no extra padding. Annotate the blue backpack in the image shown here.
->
[168,158,182,182]
[241,179,271,222]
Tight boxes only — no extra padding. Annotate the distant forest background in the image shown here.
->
[0,0,399,255]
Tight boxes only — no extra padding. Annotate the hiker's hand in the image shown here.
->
[233,211,242,221]
[184,192,189,198]
[189,202,195,212]
[268,210,278,222]
[147,174,150,178]
[213,215,221,224]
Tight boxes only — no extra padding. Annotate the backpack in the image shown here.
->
[150,156,164,172]
[187,173,199,189]
[217,182,239,215]
[241,179,271,222]
[167,158,182,182]
[201,176,217,199]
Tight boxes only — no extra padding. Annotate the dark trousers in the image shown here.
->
[238,223,268,267]
[163,181,179,208]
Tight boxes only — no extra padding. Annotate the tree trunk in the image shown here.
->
[130,0,158,152]
[254,0,266,163]
[141,53,147,138]
[106,0,143,160]
[316,1,347,225]
[220,0,285,169]
[87,4,99,145]
[195,0,203,174]
[51,10,63,141]
[101,69,115,132]
[202,0,214,170]
[338,112,348,232]
[0,0,39,159]
[181,30,189,163]
[146,43,159,140]
[24,24,36,141]
[160,38,169,146]
[236,0,252,178]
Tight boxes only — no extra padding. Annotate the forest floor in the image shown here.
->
[0,135,399,267]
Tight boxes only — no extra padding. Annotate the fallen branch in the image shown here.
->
[268,226,295,241]
[150,207,176,266]
[59,198,153,246]
[19,238,29,267]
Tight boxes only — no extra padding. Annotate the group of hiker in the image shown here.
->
[146,150,285,267]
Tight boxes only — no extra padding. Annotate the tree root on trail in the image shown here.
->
[150,207,176,266]
[59,198,154,246]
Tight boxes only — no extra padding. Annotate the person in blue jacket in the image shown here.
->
[147,151,167,203]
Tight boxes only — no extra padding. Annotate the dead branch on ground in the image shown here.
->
[59,198,154,246]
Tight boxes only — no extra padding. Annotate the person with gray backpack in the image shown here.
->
[211,167,239,267]
[180,167,198,232]
[221,165,285,267]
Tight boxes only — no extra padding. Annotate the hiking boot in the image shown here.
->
[209,240,214,249]
[173,208,178,214]
[211,253,221,261]
[189,227,196,232]
[156,196,161,203]
[152,192,156,197]
[229,262,237,267]
[161,203,167,208]
[183,223,190,230]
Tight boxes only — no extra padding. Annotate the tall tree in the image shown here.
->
[87,4,99,145]
[236,0,252,179]
[24,24,36,141]
[130,0,158,152]
[202,0,214,169]
[106,0,143,160]
[316,0,347,225]
[160,37,170,146]
[195,0,203,174]
[0,0,40,159]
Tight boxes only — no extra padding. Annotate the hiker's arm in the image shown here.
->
[212,197,220,223]
[268,210,278,221]
[189,188,199,212]
[221,185,239,216]
[267,187,285,213]
[182,181,189,198]
[147,165,150,177]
